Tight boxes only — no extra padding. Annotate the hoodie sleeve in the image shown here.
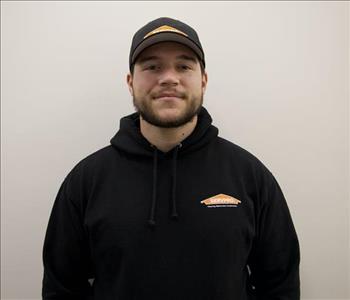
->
[247,170,301,300]
[42,169,94,300]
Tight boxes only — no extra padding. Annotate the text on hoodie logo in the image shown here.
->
[201,194,241,208]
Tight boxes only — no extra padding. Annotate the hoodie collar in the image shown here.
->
[110,106,218,157]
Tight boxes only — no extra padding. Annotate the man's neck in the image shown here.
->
[140,115,198,153]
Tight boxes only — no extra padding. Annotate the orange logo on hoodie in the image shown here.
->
[201,194,241,207]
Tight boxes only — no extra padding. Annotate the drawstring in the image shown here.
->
[148,143,182,228]
[148,146,158,228]
[171,145,180,220]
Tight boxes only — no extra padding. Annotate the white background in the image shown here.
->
[1,1,349,299]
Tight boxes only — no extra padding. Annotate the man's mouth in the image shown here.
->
[153,92,184,101]
[156,96,181,101]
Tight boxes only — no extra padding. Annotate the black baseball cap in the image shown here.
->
[129,17,205,71]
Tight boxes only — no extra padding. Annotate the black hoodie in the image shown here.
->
[42,106,300,300]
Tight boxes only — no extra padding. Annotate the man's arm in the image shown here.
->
[42,171,94,300]
[248,172,300,300]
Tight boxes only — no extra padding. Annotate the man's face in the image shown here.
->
[127,41,208,128]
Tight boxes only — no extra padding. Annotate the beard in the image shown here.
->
[132,92,203,128]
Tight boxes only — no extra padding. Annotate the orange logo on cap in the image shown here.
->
[144,25,188,39]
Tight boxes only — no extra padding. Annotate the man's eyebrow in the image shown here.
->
[137,56,159,64]
[176,54,198,63]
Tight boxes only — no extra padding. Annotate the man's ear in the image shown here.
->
[127,73,134,96]
[202,71,208,93]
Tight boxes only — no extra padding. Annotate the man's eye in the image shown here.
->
[180,65,191,70]
[145,65,158,70]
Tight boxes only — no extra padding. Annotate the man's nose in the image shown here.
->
[158,68,180,86]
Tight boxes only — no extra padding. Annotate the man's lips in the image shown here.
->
[156,96,181,100]
[153,93,184,100]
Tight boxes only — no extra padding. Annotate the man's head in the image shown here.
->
[127,17,208,128]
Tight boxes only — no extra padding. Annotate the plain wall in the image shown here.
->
[1,1,349,299]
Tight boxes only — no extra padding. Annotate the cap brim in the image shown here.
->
[131,32,204,65]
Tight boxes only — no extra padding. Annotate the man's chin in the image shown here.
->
[154,109,183,121]
[144,117,190,128]
[141,111,197,128]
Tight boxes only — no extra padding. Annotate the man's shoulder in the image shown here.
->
[80,144,115,164]
[216,136,262,163]
[214,136,273,178]
[66,145,116,178]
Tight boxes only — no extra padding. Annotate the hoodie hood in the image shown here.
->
[110,106,218,228]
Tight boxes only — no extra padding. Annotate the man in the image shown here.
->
[42,17,300,300]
